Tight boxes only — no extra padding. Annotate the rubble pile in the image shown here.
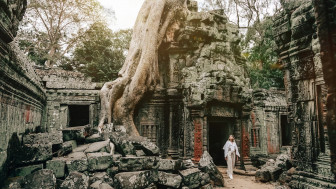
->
[3,125,224,189]
[255,154,293,186]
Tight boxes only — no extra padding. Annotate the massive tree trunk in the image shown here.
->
[99,0,188,136]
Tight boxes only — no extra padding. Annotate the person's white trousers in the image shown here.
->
[226,150,235,179]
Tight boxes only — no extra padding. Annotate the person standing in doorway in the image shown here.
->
[223,135,240,179]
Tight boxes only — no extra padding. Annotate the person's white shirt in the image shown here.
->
[223,140,240,158]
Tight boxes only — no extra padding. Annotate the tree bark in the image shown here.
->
[99,0,188,136]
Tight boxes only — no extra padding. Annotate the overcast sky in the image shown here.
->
[98,0,203,31]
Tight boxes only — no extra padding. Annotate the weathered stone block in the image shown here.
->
[90,180,114,189]
[23,169,56,189]
[11,164,43,177]
[73,144,90,152]
[54,141,73,157]
[18,143,52,164]
[85,140,110,153]
[87,152,113,171]
[109,132,135,156]
[62,126,86,142]
[179,168,202,189]
[60,171,89,189]
[158,159,182,171]
[65,152,88,172]
[130,136,160,156]
[198,151,224,186]
[118,156,159,171]
[85,133,104,143]
[157,171,182,188]
[23,131,63,145]
[114,170,157,189]
[46,158,66,178]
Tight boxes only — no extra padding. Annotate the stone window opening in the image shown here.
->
[68,105,90,127]
[140,123,158,144]
[250,128,260,148]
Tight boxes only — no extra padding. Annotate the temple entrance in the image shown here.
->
[68,105,90,127]
[208,119,235,166]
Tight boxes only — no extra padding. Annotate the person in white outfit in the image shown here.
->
[223,135,240,179]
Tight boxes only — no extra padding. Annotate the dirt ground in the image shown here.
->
[215,167,276,189]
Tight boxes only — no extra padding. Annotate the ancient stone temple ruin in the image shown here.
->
[1,0,336,188]
[273,0,336,187]
[134,2,252,165]
[34,68,100,131]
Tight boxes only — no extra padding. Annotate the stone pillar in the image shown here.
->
[190,109,203,162]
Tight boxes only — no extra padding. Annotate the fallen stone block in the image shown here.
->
[114,170,157,189]
[199,151,224,186]
[179,168,202,189]
[85,140,110,153]
[255,168,271,182]
[65,152,88,172]
[86,133,104,143]
[10,164,43,177]
[46,158,66,178]
[62,126,86,143]
[109,132,135,156]
[181,159,196,169]
[53,141,73,157]
[158,159,182,171]
[89,172,114,186]
[275,154,291,170]
[130,136,160,156]
[118,156,159,171]
[268,166,283,181]
[60,171,89,189]
[158,171,182,188]
[199,172,211,186]
[18,143,52,164]
[73,144,90,152]
[23,131,63,145]
[87,152,113,171]
[136,150,146,157]
[90,180,114,189]
[23,169,56,189]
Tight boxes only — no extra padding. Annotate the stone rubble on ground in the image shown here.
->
[255,153,293,187]
[3,125,224,189]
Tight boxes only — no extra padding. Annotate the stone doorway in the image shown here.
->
[68,105,90,127]
[208,119,235,166]
[280,115,291,146]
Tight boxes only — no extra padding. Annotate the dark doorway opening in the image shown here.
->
[69,105,90,127]
[208,119,235,166]
[281,115,291,146]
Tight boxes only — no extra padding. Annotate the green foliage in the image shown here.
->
[243,17,284,89]
[18,0,110,67]
[71,22,132,82]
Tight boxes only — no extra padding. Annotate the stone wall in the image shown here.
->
[35,68,100,131]
[0,0,47,185]
[274,0,336,187]
[251,89,287,156]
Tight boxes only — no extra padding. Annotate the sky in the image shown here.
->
[98,0,203,31]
